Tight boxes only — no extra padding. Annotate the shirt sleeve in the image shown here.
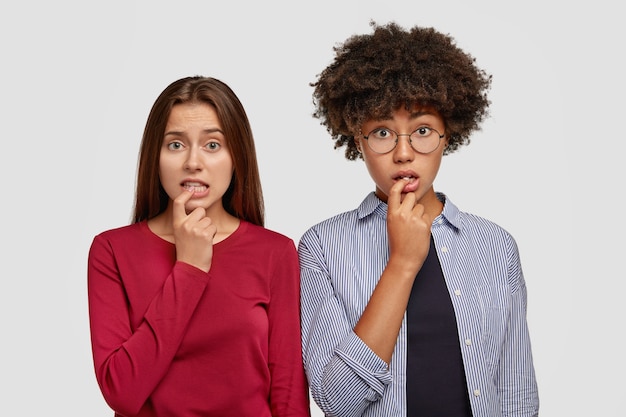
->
[266,238,312,417]
[498,235,540,416]
[299,230,392,417]
[87,233,211,416]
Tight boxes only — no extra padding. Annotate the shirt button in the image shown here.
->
[465,338,472,346]
[441,246,448,253]
[438,219,443,224]
[473,389,481,397]
[454,289,461,296]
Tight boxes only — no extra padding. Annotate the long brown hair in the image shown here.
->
[132,76,264,226]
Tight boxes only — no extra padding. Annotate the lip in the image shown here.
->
[392,170,419,193]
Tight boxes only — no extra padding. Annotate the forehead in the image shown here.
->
[367,105,443,123]
[166,102,221,128]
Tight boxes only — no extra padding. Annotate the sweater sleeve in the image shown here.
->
[87,233,211,416]
[266,238,312,417]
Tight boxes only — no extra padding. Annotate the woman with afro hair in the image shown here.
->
[298,22,539,417]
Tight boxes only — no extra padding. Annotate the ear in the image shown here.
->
[354,135,363,154]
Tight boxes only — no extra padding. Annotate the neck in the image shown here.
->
[419,188,444,220]
[148,205,240,244]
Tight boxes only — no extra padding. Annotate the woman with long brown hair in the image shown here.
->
[88,76,310,417]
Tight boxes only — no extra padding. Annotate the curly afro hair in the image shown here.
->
[311,21,492,160]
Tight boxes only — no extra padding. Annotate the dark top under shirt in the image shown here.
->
[406,237,473,417]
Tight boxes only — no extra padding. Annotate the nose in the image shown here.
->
[393,134,415,163]
[184,148,202,171]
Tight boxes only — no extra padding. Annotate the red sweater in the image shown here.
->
[88,221,310,417]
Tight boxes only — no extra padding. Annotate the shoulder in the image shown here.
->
[461,214,516,250]
[237,223,299,273]
[460,212,512,237]
[88,223,151,266]
[300,209,358,242]
[299,193,383,249]
[92,222,145,244]
[445,209,519,258]
[437,194,521,262]
[439,193,515,241]
[89,223,153,256]
[241,221,296,250]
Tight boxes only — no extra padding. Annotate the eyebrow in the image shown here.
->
[164,128,225,136]
[409,111,436,120]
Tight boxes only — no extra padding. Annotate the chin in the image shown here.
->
[184,201,206,213]
[401,189,423,203]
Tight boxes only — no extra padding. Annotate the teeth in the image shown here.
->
[183,182,207,192]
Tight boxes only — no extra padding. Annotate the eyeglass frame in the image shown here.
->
[361,126,445,155]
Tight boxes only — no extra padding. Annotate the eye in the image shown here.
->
[204,141,222,152]
[166,141,184,150]
[413,126,434,137]
[370,128,395,140]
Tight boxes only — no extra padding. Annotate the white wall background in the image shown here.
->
[0,1,623,415]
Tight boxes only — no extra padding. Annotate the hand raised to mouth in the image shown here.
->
[386,178,432,277]
[172,187,217,272]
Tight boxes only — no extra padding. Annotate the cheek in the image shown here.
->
[158,159,174,181]
[215,155,234,180]
[157,156,182,192]
[423,157,444,184]
[361,156,390,190]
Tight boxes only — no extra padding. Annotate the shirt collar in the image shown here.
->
[436,192,461,231]
[356,192,387,220]
[356,191,462,231]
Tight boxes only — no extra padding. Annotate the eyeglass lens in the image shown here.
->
[365,127,442,154]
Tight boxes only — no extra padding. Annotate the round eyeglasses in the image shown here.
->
[362,126,445,154]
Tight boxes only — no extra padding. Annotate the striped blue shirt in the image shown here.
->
[298,192,539,417]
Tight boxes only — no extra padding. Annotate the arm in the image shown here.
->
[88,190,216,415]
[498,236,539,416]
[300,183,433,416]
[87,235,210,416]
[267,239,311,417]
[299,236,390,417]
[354,182,432,363]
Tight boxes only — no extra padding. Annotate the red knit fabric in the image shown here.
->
[88,221,310,417]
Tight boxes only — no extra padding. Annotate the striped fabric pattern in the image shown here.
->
[298,192,539,417]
